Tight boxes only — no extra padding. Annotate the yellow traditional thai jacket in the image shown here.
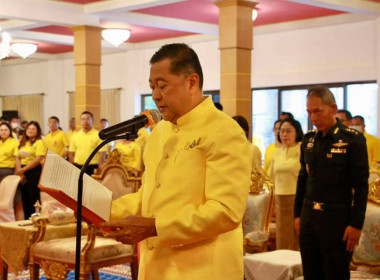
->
[111,97,252,280]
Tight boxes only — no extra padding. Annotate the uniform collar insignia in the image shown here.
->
[333,127,339,134]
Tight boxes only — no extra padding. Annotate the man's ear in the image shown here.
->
[188,73,200,90]
[331,103,338,115]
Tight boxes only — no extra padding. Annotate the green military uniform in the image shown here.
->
[295,120,369,280]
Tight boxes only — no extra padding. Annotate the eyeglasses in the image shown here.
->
[279,129,296,134]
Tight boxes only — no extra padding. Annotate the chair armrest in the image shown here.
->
[31,217,49,244]
[31,216,88,242]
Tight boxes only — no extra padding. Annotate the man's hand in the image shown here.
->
[343,226,361,252]
[101,215,157,244]
[294,217,301,235]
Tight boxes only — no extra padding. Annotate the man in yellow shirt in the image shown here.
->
[68,111,106,175]
[102,43,252,280]
[351,115,380,166]
[44,116,69,158]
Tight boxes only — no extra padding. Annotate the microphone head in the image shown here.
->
[142,109,161,128]
[149,109,161,124]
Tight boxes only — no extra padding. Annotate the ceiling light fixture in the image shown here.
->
[11,43,37,59]
[252,9,258,21]
[0,32,11,60]
[102,29,130,47]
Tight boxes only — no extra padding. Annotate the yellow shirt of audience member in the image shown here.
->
[44,129,69,157]
[263,143,276,175]
[66,130,77,144]
[114,141,142,171]
[251,144,262,169]
[69,128,106,165]
[0,138,19,168]
[364,132,380,165]
[135,128,150,154]
[19,139,47,166]
[270,142,301,195]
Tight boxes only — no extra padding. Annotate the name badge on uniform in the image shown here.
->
[331,148,346,154]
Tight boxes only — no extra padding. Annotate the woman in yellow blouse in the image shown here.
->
[270,118,303,250]
[114,139,142,172]
[16,121,47,219]
[0,122,23,220]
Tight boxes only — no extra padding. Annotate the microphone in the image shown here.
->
[98,109,161,140]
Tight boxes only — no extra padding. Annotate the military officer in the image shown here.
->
[294,86,369,280]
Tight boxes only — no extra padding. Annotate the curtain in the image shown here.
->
[100,88,120,125]
[68,88,121,125]
[2,94,43,125]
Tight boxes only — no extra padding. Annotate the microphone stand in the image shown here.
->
[75,132,138,280]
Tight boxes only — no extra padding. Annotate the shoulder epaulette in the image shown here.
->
[305,129,316,135]
[344,127,359,135]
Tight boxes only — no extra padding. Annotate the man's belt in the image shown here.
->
[303,199,350,211]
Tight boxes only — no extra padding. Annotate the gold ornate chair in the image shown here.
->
[28,149,142,280]
[92,148,142,200]
[243,167,274,254]
[350,171,380,275]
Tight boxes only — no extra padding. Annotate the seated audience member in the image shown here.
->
[44,116,69,158]
[352,115,380,166]
[280,112,294,120]
[232,115,261,169]
[263,120,282,175]
[16,121,47,219]
[336,109,352,127]
[0,122,24,220]
[114,139,142,172]
[269,118,303,250]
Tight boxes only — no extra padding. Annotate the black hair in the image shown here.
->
[337,109,352,121]
[277,118,304,143]
[150,43,204,89]
[81,111,93,120]
[281,112,294,119]
[48,116,60,123]
[232,115,249,139]
[353,115,365,125]
[0,122,13,138]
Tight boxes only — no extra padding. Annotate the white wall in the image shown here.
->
[252,20,377,87]
[0,18,378,134]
